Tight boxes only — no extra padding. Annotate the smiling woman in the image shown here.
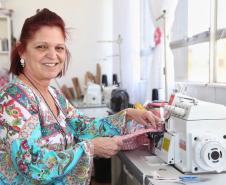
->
[21,26,66,81]
[0,8,160,185]
[10,9,70,78]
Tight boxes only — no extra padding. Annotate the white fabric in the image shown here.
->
[139,0,155,103]
[113,0,141,103]
[146,0,178,101]
[112,0,178,103]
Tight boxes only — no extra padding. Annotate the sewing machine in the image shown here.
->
[153,93,226,174]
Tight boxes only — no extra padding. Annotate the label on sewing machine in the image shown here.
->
[179,139,186,151]
[162,137,170,152]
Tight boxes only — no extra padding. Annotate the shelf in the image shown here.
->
[0,8,13,16]
[0,50,9,54]
[0,9,12,70]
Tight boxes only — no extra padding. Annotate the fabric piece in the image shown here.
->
[113,122,164,150]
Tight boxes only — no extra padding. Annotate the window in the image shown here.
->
[216,0,226,83]
[171,0,226,84]
[188,0,210,37]
[216,39,226,82]
[188,43,209,82]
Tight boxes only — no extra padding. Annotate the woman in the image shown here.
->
[0,9,159,185]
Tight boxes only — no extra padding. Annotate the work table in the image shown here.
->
[112,147,226,185]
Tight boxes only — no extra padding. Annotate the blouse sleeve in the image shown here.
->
[65,99,131,140]
[0,86,93,184]
[11,137,93,184]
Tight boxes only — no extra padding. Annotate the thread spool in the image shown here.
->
[152,88,159,101]
[112,73,118,85]
[101,74,108,86]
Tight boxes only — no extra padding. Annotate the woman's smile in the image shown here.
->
[42,62,60,67]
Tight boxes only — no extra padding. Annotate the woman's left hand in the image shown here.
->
[126,108,160,128]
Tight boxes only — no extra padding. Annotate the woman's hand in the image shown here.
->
[126,108,160,128]
[91,137,123,158]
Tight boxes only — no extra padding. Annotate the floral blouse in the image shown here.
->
[0,78,129,185]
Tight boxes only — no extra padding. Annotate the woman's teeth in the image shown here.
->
[44,63,57,67]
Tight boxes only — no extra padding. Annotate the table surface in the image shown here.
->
[119,148,226,185]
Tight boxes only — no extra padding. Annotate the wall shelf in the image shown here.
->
[0,50,9,54]
[0,8,12,70]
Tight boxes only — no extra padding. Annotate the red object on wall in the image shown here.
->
[0,69,9,89]
[154,27,162,45]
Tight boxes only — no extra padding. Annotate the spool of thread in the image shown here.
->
[102,74,108,86]
[112,73,118,85]
[152,88,159,101]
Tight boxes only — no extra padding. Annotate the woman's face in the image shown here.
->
[21,26,66,81]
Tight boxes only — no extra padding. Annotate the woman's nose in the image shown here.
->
[46,48,57,59]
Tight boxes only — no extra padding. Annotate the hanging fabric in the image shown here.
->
[146,0,179,101]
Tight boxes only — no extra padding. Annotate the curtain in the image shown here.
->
[139,0,155,104]
[146,0,178,101]
[113,0,141,103]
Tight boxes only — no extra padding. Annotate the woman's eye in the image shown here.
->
[36,45,47,50]
[56,46,65,52]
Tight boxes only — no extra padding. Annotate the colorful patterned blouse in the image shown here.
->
[0,78,129,185]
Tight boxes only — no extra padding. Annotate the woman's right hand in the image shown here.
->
[91,137,123,158]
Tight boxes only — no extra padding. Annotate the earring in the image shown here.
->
[20,58,25,68]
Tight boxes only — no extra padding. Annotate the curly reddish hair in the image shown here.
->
[10,8,70,77]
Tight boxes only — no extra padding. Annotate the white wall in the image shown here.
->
[5,0,113,92]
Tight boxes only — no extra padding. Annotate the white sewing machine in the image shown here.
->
[154,93,226,174]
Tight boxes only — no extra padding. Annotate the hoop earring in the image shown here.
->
[20,58,25,68]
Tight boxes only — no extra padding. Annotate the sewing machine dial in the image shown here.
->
[193,136,226,173]
[165,105,186,117]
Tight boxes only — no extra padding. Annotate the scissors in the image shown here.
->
[148,175,209,184]
[179,176,209,183]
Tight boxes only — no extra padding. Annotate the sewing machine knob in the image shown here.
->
[164,105,186,117]
[211,151,220,160]
[173,107,186,117]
